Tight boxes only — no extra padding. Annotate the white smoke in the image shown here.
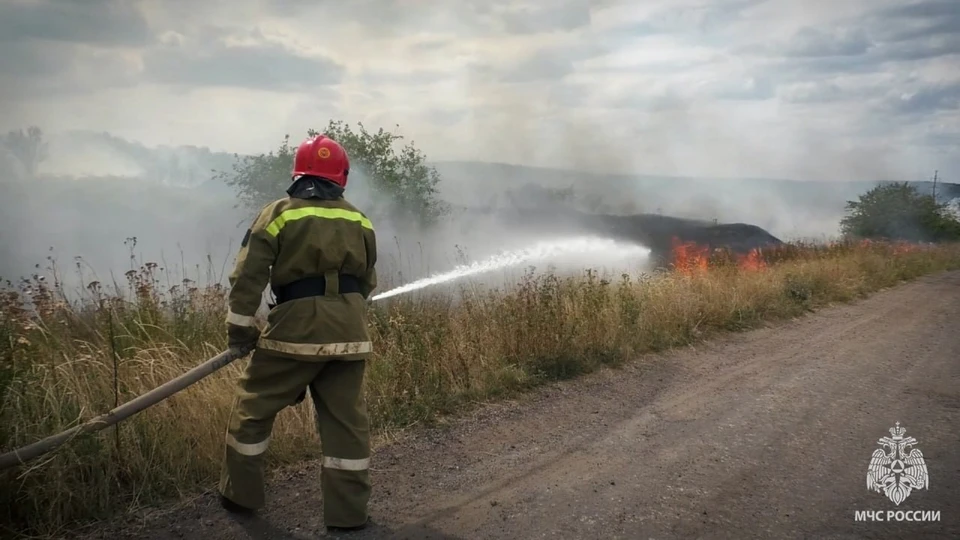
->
[946,198,960,220]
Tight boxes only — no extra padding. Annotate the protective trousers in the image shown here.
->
[218,349,371,528]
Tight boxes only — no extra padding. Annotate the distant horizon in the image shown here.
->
[29,161,953,188]
[25,128,952,188]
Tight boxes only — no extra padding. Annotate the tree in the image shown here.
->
[2,126,48,178]
[840,182,960,242]
[215,120,448,226]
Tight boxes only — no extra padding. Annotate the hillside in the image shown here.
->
[449,202,783,265]
[36,131,237,189]
[431,161,960,205]
[2,130,956,284]
[431,161,959,241]
[24,130,960,217]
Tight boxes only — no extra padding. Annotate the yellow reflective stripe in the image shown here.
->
[226,311,256,327]
[258,338,373,357]
[264,207,373,236]
[323,456,370,471]
[226,433,270,456]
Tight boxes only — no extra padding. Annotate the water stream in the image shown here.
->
[370,236,651,301]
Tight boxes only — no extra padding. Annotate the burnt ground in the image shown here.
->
[471,205,784,265]
[574,211,782,260]
[78,270,960,540]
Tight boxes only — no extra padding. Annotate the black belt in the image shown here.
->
[273,274,362,304]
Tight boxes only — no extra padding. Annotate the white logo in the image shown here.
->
[866,422,929,505]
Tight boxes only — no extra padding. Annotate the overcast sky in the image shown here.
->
[0,0,957,182]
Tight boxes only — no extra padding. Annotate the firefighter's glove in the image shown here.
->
[227,323,261,353]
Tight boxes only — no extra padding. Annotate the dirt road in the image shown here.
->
[86,272,960,539]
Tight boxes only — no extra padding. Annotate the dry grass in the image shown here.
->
[2,238,960,536]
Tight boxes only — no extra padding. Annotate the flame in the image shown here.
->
[666,238,926,275]
[670,237,710,275]
[736,248,767,272]
[892,241,921,255]
[670,238,771,275]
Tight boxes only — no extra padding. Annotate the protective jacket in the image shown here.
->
[226,176,377,361]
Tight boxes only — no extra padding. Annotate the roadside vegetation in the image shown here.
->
[2,124,960,537]
[3,238,960,536]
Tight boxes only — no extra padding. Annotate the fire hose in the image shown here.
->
[0,346,253,471]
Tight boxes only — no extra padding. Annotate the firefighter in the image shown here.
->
[218,134,377,532]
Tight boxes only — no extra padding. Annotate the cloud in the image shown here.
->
[245,0,583,38]
[781,27,873,58]
[0,40,140,100]
[355,68,455,86]
[142,28,345,91]
[881,34,960,61]
[0,0,151,47]
[925,130,960,149]
[887,82,960,115]
[500,49,576,82]
[777,80,877,104]
[0,0,956,185]
[499,1,592,34]
[877,0,960,42]
[0,0,148,99]
[0,40,75,79]
[743,0,959,76]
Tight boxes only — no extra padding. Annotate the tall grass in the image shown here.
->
[2,239,959,537]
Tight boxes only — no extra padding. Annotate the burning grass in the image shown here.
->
[2,238,960,536]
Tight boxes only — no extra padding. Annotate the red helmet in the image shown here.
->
[292,134,350,188]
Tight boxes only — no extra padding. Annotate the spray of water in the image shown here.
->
[371,236,652,301]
